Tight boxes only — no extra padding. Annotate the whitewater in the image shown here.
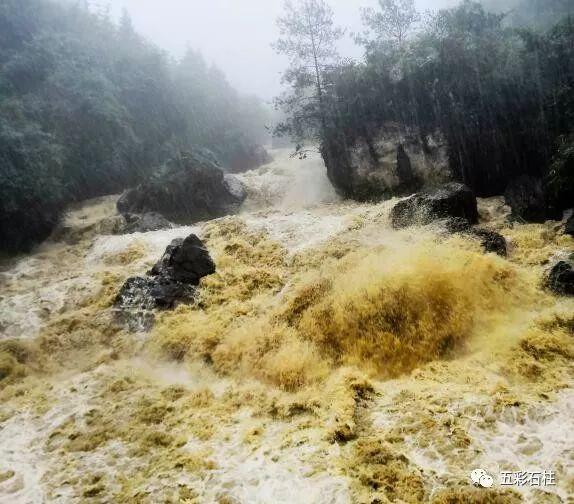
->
[0,149,573,503]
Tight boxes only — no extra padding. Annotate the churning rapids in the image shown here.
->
[0,149,573,503]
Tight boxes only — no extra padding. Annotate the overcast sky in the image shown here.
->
[102,0,460,101]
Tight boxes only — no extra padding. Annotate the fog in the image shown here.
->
[104,0,459,100]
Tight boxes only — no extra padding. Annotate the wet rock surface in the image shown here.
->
[546,257,574,296]
[470,228,507,257]
[117,151,246,224]
[440,218,507,256]
[123,213,174,234]
[150,234,216,284]
[321,126,447,201]
[114,233,216,329]
[391,183,479,229]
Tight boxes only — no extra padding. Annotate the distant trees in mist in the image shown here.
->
[0,0,270,252]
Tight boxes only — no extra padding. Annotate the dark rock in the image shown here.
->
[546,259,574,296]
[123,213,174,234]
[565,213,574,237]
[114,233,215,330]
[0,205,61,255]
[439,219,507,256]
[150,234,216,284]
[396,144,421,195]
[117,151,246,224]
[504,175,556,223]
[391,183,479,229]
[442,217,472,234]
[470,228,507,257]
[113,277,158,331]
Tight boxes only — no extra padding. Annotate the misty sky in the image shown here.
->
[105,0,460,101]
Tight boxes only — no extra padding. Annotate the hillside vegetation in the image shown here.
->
[0,0,270,253]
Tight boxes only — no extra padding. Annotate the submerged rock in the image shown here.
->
[470,228,507,257]
[440,218,507,256]
[546,258,574,296]
[123,213,174,234]
[391,183,479,229]
[114,233,215,330]
[117,151,246,224]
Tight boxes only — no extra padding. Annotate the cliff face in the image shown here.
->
[321,124,450,201]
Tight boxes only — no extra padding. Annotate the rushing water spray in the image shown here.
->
[0,148,573,503]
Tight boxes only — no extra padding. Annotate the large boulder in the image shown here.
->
[391,183,479,229]
[150,234,216,284]
[546,257,574,296]
[114,234,215,330]
[321,125,448,201]
[117,151,246,224]
[504,175,557,223]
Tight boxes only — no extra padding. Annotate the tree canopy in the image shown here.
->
[0,0,271,253]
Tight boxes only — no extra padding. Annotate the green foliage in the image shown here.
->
[301,0,573,204]
[273,0,344,147]
[358,0,421,49]
[0,0,270,253]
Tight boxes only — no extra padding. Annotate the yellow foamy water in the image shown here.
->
[0,149,573,503]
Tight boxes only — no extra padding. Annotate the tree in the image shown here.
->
[0,0,272,253]
[273,0,343,147]
[359,0,420,49]
[118,8,136,41]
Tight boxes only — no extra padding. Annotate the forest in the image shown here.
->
[1,0,573,254]
[0,0,270,253]
[1,1,574,501]
[276,0,573,217]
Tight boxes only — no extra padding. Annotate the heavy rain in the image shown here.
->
[0,0,573,502]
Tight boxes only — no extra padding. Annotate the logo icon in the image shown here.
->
[471,469,494,488]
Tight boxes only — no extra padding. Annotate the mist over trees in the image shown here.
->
[0,0,270,253]
[275,0,574,212]
[273,0,344,149]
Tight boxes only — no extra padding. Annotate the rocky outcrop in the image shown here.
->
[114,234,216,330]
[546,257,574,296]
[117,151,246,224]
[504,175,558,223]
[391,183,479,229]
[321,126,448,201]
[565,213,574,237]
